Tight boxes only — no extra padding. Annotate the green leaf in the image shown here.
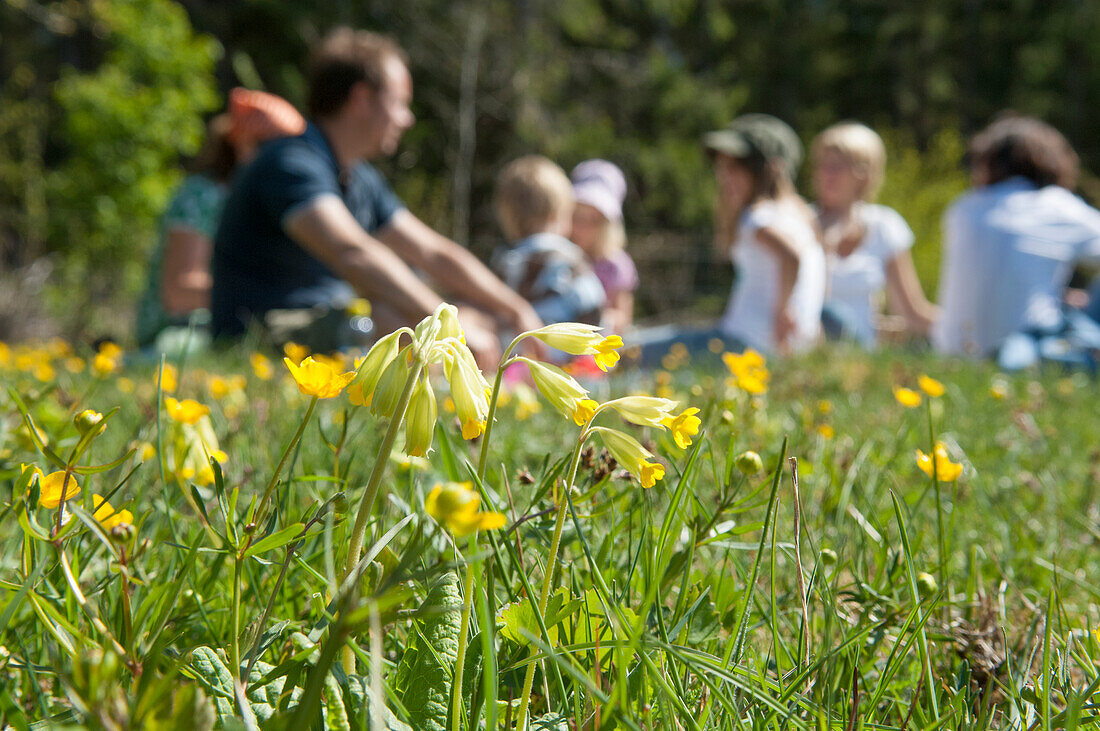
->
[394,573,463,731]
[243,523,305,559]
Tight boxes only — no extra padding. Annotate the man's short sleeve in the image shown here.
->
[253,141,342,227]
[356,164,405,233]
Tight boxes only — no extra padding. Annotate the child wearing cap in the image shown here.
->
[706,114,826,354]
[570,160,638,334]
[491,156,606,329]
[135,89,305,350]
[811,122,937,347]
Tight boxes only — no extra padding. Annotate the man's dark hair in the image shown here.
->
[968,114,1079,189]
[307,28,407,119]
[189,113,237,183]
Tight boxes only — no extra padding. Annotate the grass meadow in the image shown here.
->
[0,324,1098,730]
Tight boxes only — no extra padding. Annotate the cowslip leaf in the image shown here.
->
[394,573,462,731]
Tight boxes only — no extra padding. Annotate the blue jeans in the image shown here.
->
[626,324,747,368]
[997,308,1100,372]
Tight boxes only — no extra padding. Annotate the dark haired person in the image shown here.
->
[136,89,305,349]
[210,29,541,363]
[933,115,1100,368]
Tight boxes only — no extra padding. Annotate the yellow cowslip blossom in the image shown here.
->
[444,344,490,439]
[918,375,944,398]
[603,396,679,429]
[91,494,133,531]
[251,353,274,380]
[38,471,81,509]
[723,349,769,394]
[592,427,666,488]
[284,356,356,399]
[370,346,414,418]
[425,482,507,537]
[164,397,211,425]
[283,342,310,365]
[349,330,405,408]
[916,442,963,481]
[523,324,622,371]
[572,399,599,426]
[403,373,437,457]
[662,407,701,449]
[894,387,922,408]
[518,357,589,421]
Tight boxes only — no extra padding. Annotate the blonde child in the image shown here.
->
[569,160,637,333]
[811,122,937,346]
[707,114,825,354]
[491,156,606,326]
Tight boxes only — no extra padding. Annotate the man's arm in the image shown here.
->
[284,195,443,323]
[377,210,543,334]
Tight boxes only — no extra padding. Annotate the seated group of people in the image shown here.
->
[140,27,1100,372]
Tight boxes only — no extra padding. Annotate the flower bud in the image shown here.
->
[820,548,838,566]
[735,450,764,475]
[74,409,105,437]
[403,372,437,457]
[916,571,938,598]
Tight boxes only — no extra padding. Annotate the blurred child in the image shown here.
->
[935,115,1100,368]
[811,122,937,346]
[570,160,637,333]
[706,114,825,354]
[492,156,605,327]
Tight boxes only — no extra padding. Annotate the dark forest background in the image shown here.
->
[3,0,1099,340]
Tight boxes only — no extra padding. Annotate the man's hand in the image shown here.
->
[774,306,797,355]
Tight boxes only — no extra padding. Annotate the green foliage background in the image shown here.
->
[1,0,1096,338]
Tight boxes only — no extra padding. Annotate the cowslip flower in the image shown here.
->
[443,343,490,439]
[916,442,963,481]
[425,482,506,537]
[662,407,701,449]
[518,358,590,422]
[572,399,599,426]
[918,375,945,398]
[91,494,133,531]
[284,356,356,399]
[894,387,922,408]
[524,324,623,371]
[164,397,210,425]
[348,330,405,408]
[592,427,665,488]
[39,471,81,509]
[602,396,679,429]
[403,373,437,457]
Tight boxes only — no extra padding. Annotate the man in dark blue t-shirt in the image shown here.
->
[211,29,541,364]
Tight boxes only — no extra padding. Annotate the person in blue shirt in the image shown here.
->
[211,28,541,365]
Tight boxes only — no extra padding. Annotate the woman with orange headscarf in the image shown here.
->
[136,88,305,349]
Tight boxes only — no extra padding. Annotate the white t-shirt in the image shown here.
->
[824,203,915,346]
[720,199,826,353]
[933,178,1100,356]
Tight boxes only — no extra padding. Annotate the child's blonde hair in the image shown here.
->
[494,156,575,241]
[811,122,886,201]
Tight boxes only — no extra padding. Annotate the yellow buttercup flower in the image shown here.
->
[817,424,835,439]
[723,349,769,394]
[918,375,945,398]
[159,364,178,393]
[164,397,211,425]
[250,353,274,380]
[92,352,118,377]
[39,471,81,509]
[283,342,310,366]
[572,398,599,426]
[894,387,922,408]
[284,356,356,399]
[663,407,701,449]
[91,494,133,531]
[425,482,507,537]
[916,442,963,481]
